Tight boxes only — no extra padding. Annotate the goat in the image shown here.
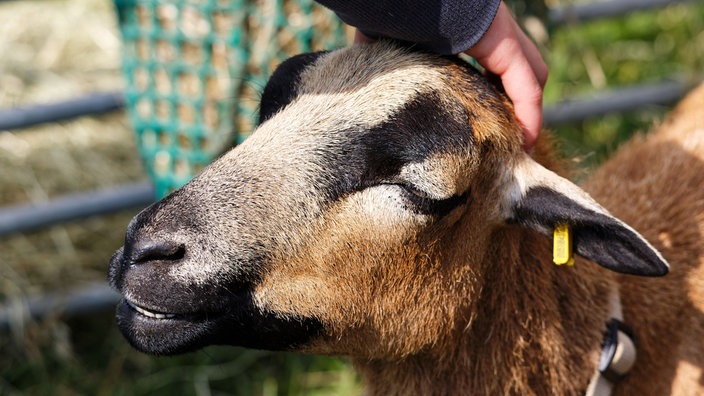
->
[109,41,704,395]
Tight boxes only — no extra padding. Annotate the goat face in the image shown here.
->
[109,41,667,357]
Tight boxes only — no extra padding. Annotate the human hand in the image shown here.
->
[465,1,548,151]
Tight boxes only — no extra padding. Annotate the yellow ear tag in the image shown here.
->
[553,224,575,266]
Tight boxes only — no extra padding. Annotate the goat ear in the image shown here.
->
[259,51,327,124]
[506,155,669,277]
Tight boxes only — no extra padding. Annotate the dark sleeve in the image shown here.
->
[315,0,500,55]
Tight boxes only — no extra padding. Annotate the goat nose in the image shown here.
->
[129,240,186,265]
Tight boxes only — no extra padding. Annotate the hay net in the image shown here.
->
[114,0,346,198]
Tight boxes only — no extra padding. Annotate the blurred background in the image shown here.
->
[0,0,702,395]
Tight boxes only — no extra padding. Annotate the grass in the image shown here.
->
[1,0,703,395]
[544,1,704,166]
[1,312,360,396]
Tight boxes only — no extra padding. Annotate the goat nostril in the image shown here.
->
[131,241,186,265]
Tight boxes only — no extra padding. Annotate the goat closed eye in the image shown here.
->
[390,184,468,218]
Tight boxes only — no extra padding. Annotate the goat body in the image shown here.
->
[108,42,704,395]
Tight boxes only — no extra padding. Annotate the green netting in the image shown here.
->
[114,0,347,198]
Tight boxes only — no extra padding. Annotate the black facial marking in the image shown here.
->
[323,91,475,205]
[512,186,669,276]
[259,51,328,124]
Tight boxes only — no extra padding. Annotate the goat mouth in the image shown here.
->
[115,293,324,355]
[120,298,227,323]
[116,298,229,355]
[125,300,179,320]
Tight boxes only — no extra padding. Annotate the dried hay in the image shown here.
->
[0,0,141,301]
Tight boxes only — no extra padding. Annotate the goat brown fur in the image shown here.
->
[109,42,704,395]
[581,86,704,395]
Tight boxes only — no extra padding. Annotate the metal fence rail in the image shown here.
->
[0,283,120,331]
[543,78,694,125]
[0,92,124,131]
[0,182,154,236]
[549,0,699,25]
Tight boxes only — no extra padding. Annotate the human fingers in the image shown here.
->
[466,2,546,150]
[514,23,548,88]
[503,18,546,148]
[502,58,544,149]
